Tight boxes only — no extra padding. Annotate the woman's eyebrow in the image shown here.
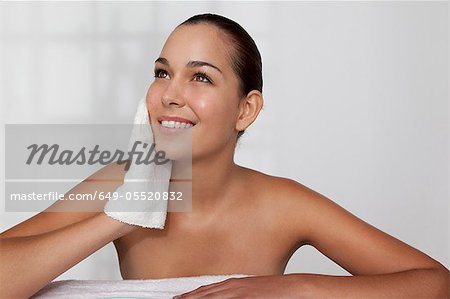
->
[187,60,222,74]
[154,57,222,74]
[154,57,169,67]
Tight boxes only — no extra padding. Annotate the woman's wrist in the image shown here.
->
[283,273,317,298]
[99,212,138,238]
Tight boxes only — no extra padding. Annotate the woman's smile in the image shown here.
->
[156,115,196,135]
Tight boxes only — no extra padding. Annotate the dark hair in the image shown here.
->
[177,13,263,139]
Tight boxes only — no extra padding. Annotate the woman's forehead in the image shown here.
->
[158,24,232,72]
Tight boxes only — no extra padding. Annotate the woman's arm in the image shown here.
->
[287,268,448,298]
[0,213,134,299]
[176,268,448,299]
[0,162,133,299]
[284,180,449,298]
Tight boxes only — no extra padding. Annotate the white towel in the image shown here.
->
[31,274,253,299]
[103,98,172,229]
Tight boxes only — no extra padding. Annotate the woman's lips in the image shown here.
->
[157,115,195,125]
[160,120,194,129]
[153,116,195,135]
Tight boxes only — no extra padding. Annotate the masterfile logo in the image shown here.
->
[4,124,192,213]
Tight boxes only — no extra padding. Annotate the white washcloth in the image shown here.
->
[104,98,172,229]
[31,274,253,299]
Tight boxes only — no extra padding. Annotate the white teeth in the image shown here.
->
[161,120,194,129]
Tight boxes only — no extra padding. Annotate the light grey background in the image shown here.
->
[0,1,448,281]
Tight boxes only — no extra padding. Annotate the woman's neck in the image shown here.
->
[170,151,242,215]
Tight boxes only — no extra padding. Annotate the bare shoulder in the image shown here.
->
[0,162,128,239]
[241,166,321,205]
[239,167,320,242]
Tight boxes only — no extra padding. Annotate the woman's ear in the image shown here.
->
[235,90,264,132]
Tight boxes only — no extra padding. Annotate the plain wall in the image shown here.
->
[0,1,448,280]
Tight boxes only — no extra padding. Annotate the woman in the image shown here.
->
[1,13,448,299]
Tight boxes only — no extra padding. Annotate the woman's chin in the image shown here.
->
[152,126,193,162]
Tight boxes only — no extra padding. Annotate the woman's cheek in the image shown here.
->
[191,99,227,130]
[146,84,164,109]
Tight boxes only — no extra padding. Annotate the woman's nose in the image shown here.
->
[161,81,186,107]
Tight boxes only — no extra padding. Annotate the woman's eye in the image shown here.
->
[154,69,211,83]
[193,73,212,83]
[154,69,169,79]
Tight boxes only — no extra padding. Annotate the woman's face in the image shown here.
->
[146,23,242,161]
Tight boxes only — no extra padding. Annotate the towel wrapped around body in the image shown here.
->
[31,274,253,299]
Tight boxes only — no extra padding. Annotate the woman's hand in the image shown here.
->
[173,274,307,299]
